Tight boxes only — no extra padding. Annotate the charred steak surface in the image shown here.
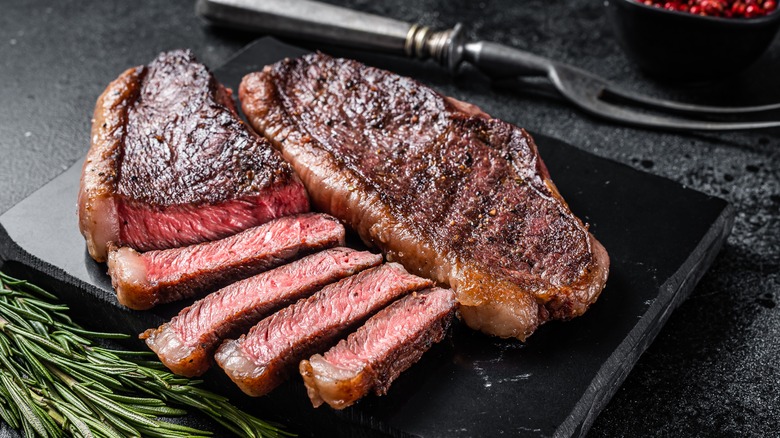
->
[240,53,609,340]
[79,50,308,261]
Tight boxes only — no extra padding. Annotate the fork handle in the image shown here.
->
[197,0,555,77]
[196,0,463,70]
[197,0,410,53]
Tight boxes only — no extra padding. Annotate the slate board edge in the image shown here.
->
[559,202,735,438]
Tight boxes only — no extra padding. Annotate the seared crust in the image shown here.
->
[79,51,309,262]
[240,53,609,340]
[79,66,145,262]
[116,51,299,206]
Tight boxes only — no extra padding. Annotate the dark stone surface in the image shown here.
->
[0,0,777,436]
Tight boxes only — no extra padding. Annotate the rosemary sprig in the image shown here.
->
[0,271,293,438]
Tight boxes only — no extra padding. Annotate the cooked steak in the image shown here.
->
[300,287,456,409]
[79,49,309,262]
[240,53,609,340]
[108,213,344,310]
[215,263,433,397]
[141,247,381,377]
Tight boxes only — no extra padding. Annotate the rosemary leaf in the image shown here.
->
[100,392,167,406]
[57,404,92,438]
[50,363,116,394]
[21,417,35,438]
[19,299,57,323]
[4,325,70,356]
[141,418,216,435]
[0,306,34,331]
[90,347,156,358]
[87,407,140,438]
[80,416,124,438]
[127,404,188,417]
[127,360,168,369]
[52,324,130,340]
[116,375,163,398]
[0,389,21,429]
[73,383,160,428]
[1,302,51,325]
[0,371,48,437]
[0,273,57,300]
[14,338,53,384]
[0,344,24,384]
[51,381,92,416]
[51,330,92,347]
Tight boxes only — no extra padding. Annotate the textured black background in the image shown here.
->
[0,0,778,436]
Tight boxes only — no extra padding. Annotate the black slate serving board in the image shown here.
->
[0,38,734,438]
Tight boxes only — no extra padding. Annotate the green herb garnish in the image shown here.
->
[0,271,292,438]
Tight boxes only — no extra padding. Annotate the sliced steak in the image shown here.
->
[108,213,344,310]
[300,287,456,409]
[141,247,381,377]
[79,49,308,262]
[215,263,433,397]
[240,53,609,340]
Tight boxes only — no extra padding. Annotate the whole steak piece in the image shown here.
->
[240,53,609,340]
[79,50,309,262]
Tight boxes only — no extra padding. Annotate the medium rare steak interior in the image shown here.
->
[108,213,345,310]
[300,287,456,409]
[240,53,609,340]
[142,247,382,377]
[79,49,309,262]
[215,263,433,397]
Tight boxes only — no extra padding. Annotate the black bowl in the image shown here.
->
[606,0,780,81]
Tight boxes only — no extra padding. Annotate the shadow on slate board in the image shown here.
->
[0,38,734,438]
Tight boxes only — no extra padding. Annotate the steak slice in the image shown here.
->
[215,263,433,397]
[79,49,309,262]
[141,247,382,377]
[240,53,609,340]
[107,213,344,310]
[300,287,456,409]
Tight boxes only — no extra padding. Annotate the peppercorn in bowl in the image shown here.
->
[606,0,780,81]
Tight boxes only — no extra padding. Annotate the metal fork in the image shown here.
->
[197,0,780,131]
[467,41,780,130]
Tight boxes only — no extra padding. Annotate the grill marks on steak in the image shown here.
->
[240,53,609,340]
[215,263,433,397]
[300,287,456,409]
[107,213,344,310]
[79,49,309,262]
[142,248,382,377]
